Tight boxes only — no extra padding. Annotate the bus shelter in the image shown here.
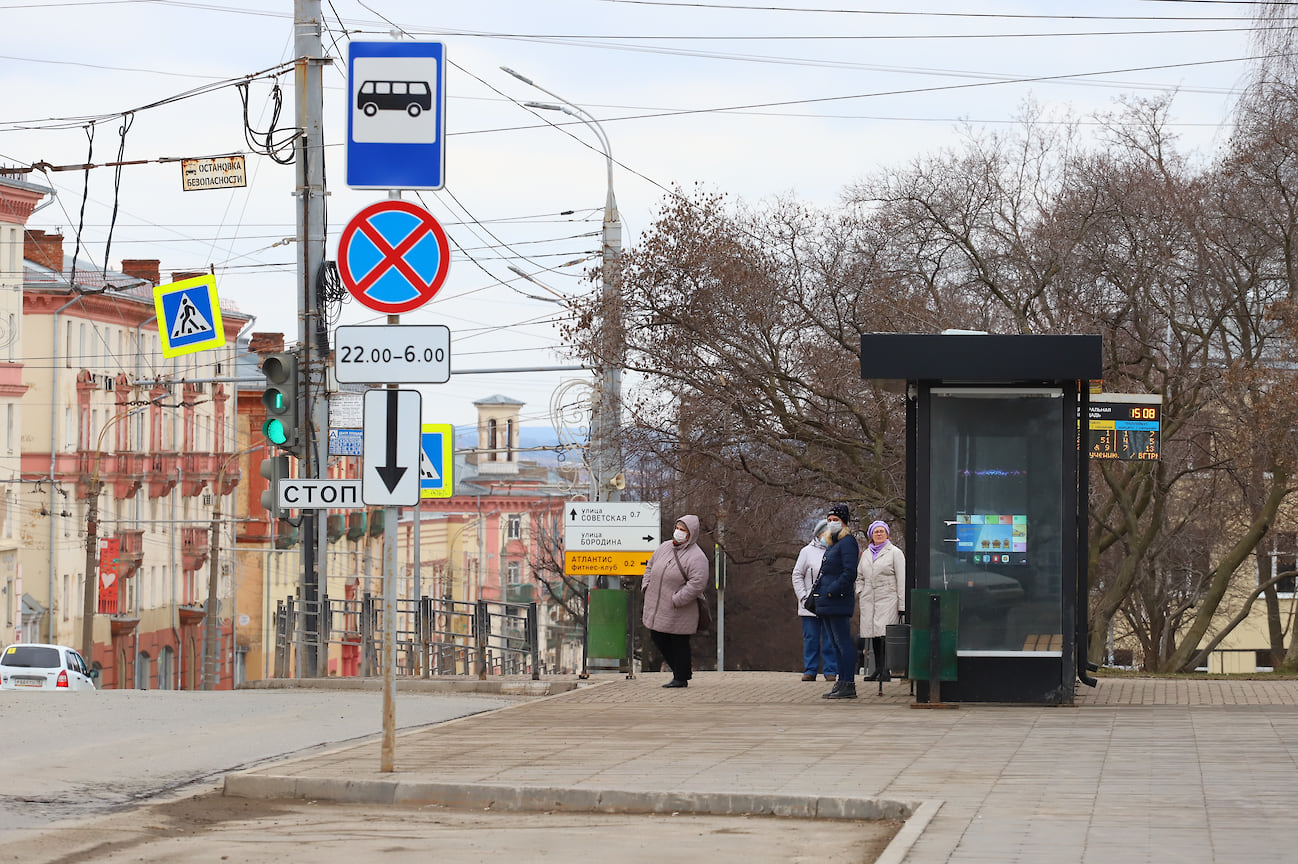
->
[861,333,1102,704]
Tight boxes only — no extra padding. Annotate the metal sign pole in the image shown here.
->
[381,310,399,773]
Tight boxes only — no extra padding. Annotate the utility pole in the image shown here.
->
[81,478,100,659]
[294,0,328,675]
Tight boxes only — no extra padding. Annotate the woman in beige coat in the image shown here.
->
[641,514,709,688]
[856,520,905,682]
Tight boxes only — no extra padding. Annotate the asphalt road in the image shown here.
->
[0,689,517,835]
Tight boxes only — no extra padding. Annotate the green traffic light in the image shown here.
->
[263,418,289,446]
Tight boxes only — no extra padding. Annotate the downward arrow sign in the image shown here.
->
[377,389,406,493]
[362,388,421,506]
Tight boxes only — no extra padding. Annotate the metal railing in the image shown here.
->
[273,592,541,680]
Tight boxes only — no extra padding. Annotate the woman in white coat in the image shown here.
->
[791,520,836,682]
[856,519,905,682]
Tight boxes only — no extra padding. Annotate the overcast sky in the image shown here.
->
[0,0,1266,429]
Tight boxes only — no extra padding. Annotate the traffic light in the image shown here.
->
[259,455,289,518]
[260,352,300,455]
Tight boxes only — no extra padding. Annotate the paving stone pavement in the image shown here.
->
[225,672,1298,863]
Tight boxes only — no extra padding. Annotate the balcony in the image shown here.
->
[181,453,225,497]
[327,513,345,543]
[75,450,145,500]
[181,526,210,572]
[115,529,144,579]
[147,453,179,498]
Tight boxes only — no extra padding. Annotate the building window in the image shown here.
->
[506,419,514,461]
[1269,531,1296,597]
[7,313,14,362]
[507,561,521,584]
[507,514,522,539]
[487,419,498,462]
[62,574,70,620]
[5,403,12,454]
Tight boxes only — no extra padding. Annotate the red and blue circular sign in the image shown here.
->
[337,199,450,314]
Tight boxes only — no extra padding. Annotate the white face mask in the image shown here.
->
[673,528,688,543]
[824,520,841,538]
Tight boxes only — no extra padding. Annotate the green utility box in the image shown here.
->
[587,588,628,659]
[909,589,959,681]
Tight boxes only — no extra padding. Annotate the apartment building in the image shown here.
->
[8,194,253,689]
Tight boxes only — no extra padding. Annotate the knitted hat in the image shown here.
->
[827,503,851,522]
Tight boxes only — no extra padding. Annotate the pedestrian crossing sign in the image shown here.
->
[420,423,454,498]
[153,274,225,358]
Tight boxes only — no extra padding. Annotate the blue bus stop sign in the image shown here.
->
[347,41,446,190]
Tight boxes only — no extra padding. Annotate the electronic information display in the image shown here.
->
[1088,398,1160,461]
[955,513,1028,565]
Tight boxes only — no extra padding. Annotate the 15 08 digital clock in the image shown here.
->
[1087,397,1160,461]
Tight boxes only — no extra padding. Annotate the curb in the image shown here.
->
[223,773,931,824]
[237,677,585,697]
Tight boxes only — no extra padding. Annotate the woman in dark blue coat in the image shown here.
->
[815,503,860,699]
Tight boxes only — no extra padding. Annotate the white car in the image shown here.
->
[0,643,97,691]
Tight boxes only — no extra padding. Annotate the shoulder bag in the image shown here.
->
[673,550,713,634]
[802,570,822,615]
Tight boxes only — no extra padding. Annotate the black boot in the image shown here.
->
[821,680,844,699]
[824,681,857,699]
[873,637,891,683]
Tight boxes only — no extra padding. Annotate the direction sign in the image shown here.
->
[153,274,225,358]
[362,388,422,506]
[335,324,450,384]
[277,479,364,510]
[420,423,454,498]
[564,502,661,575]
[347,40,446,190]
[564,524,660,551]
[565,501,660,529]
[337,200,450,314]
[564,550,655,577]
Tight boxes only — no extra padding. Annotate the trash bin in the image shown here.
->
[885,623,911,677]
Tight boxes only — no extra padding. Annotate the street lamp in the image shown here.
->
[81,403,152,660]
[502,67,625,503]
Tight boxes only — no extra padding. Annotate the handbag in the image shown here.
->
[673,550,713,634]
[802,571,823,615]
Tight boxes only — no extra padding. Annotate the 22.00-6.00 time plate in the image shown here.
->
[334,324,450,384]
